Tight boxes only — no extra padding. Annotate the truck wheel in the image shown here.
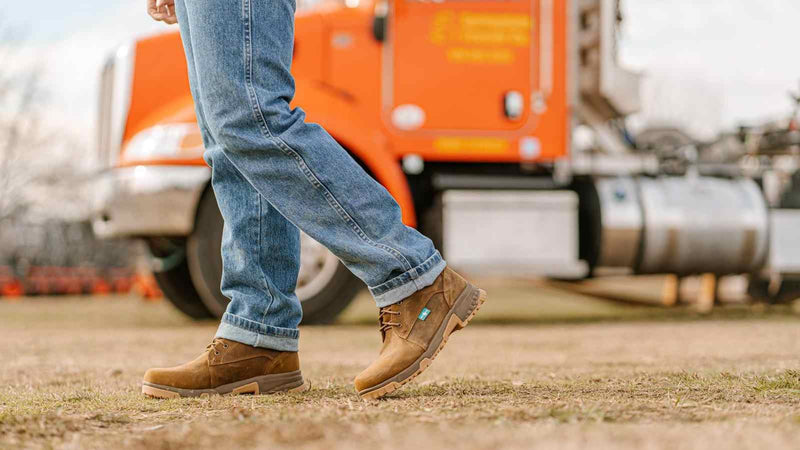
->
[748,277,800,304]
[147,239,214,319]
[186,188,363,324]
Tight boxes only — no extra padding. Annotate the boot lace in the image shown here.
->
[378,305,401,340]
[205,338,229,356]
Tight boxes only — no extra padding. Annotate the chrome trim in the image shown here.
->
[432,174,557,190]
[539,0,554,98]
[636,177,769,275]
[124,123,201,161]
[97,59,114,166]
[97,42,135,169]
[767,209,800,275]
[441,190,588,279]
[571,152,660,176]
[595,177,643,268]
[92,165,210,239]
[563,0,579,180]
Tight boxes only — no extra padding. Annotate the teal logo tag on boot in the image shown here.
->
[418,308,431,321]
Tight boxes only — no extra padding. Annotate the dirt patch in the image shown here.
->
[1,285,799,449]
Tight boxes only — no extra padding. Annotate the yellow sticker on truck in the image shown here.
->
[430,11,531,65]
[434,137,510,154]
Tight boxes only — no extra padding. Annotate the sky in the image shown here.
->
[619,0,800,139]
[2,0,800,147]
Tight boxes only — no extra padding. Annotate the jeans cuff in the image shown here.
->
[369,252,447,308]
[216,313,299,352]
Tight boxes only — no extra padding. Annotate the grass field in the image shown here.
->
[2,278,800,449]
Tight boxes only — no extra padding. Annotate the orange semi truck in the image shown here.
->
[93,0,800,321]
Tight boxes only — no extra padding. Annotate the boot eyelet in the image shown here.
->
[215,351,220,355]
[223,344,228,348]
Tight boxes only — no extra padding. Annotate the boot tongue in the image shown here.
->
[205,338,228,359]
[378,304,401,342]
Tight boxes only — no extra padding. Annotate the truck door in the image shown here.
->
[382,0,551,135]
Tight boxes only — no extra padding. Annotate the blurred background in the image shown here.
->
[3,2,800,448]
[1,0,800,318]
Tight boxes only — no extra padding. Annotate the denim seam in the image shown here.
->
[240,0,413,273]
[222,312,299,339]
[257,195,279,324]
[216,321,298,352]
[241,0,286,319]
[369,251,442,295]
[371,258,446,307]
[272,135,413,271]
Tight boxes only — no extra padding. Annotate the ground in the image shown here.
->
[1,278,799,449]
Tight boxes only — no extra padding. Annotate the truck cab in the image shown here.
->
[95,0,588,321]
[93,0,800,321]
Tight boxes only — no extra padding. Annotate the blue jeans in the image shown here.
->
[173,0,445,351]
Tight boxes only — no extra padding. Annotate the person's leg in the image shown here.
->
[179,0,303,352]
[205,148,303,351]
[180,0,444,307]
[142,0,306,399]
[170,0,485,400]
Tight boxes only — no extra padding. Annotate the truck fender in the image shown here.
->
[294,80,416,227]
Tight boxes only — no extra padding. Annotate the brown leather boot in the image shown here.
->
[142,338,309,398]
[354,267,486,399]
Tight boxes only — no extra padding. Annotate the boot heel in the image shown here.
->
[256,370,307,394]
[452,286,487,331]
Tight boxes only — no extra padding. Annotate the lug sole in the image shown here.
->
[358,284,487,400]
[142,370,309,399]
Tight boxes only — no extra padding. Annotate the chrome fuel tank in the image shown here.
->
[595,177,769,275]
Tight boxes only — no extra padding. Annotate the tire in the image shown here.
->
[147,239,214,319]
[186,188,363,324]
[748,277,800,304]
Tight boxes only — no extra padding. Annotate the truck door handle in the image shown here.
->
[533,0,554,114]
[372,1,388,42]
[539,0,554,98]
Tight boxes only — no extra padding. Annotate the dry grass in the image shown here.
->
[1,278,799,449]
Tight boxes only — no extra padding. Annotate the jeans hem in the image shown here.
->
[216,313,299,352]
[370,253,447,307]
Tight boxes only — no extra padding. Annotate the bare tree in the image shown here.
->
[0,17,124,274]
[0,19,94,213]
[0,24,46,222]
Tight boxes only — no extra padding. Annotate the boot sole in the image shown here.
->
[142,370,309,399]
[358,284,487,400]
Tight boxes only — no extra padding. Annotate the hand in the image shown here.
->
[147,0,177,25]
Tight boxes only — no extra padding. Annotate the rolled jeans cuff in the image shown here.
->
[369,251,447,308]
[215,313,299,352]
